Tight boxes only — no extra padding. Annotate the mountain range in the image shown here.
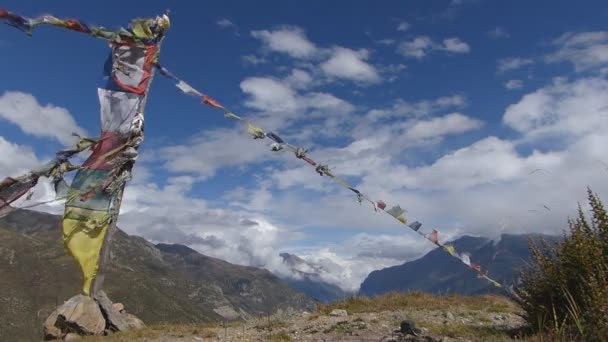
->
[0,209,315,342]
[359,233,560,296]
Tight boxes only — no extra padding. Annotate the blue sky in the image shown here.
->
[2,0,608,291]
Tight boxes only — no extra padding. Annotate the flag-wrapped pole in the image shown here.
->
[90,35,166,296]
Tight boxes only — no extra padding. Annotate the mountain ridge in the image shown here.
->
[359,233,560,296]
[0,209,315,342]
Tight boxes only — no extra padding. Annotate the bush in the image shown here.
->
[516,189,608,341]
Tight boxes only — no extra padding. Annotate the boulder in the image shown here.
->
[400,320,422,336]
[93,291,130,332]
[63,333,82,341]
[330,309,348,317]
[112,303,125,313]
[43,309,62,340]
[55,295,105,336]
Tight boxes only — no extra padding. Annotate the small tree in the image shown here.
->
[516,188,608,341]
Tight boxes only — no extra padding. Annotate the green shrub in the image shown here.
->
[516,189,608,341]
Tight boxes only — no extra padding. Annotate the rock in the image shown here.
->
[400,320,422,336]
[63,333,81,341]
[330,309,348,317]
[43,309,62,340]
[124,313,145,330]
[54,295,105,336]
[93,291,130,332]
[112,303,125,313]
[444,312,455,320]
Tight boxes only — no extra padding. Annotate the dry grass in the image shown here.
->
[80,323,219,341]
[319,291,519,315]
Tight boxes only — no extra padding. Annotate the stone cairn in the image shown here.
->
[43,291,145,340]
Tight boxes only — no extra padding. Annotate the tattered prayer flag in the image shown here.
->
[176,80,201,97]
[386,205,405,218]
[377,200,386,210]
[266,132,284,144]
[349,187,361,194]
[246,123,266,139]
[444,244,457,257]
[471,263,482,273]
[224,111,243,121]
[408,221,422,231]
[461,254,471,266]
[334,177,350,189]
[202,95,223,109]
[397,216,407,224]
[488,279,502,288]
[429,229,439,244]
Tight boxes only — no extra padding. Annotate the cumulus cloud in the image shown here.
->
[397,36,470,59]
[0,91,85,145]
[240,76,354,117]
[320,47,381,83]
[240,77,299,112]
[251,26,318,59]
[284,69,313,89]
[441,38,471,53]
[402,112,483,141]
[396,21,410,32]
[497,57,534,73]
[504,79,524,90]
[0,136,40,178]
[158,128,275,180]
[503,76,608,139]
[546,31,608,71]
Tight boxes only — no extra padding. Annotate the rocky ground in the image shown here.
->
[74,293,533,342]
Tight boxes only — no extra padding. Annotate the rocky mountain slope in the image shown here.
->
[360,234,560,296]
[0,209,315,342]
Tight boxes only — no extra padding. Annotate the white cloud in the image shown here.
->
[216,18,235,28]
[365,95,467,122]
[441,38,471,53]
[397,36,434,59]
[497,57,534,73]
[242,55,268,65]
[240,77,299,112]
[0,136,40,178]
[0,91,85,146]
[503,76,608,139]
[284,69,313,89]
[547,31,608,71]
[486,26,510,39]
[397,36,470,59]
[504,79,524,90]
[396,21,410,32]
[239,76,354,120]
[320,47,381,83]
[403,112,483,141]
[251,26,318,59]
[158,128,275,180]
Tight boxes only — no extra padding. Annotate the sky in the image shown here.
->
[2,0,608,292]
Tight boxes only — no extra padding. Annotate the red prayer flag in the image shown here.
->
[377,200,386,210]
[429,229,439,244]
[202,95,223,109]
